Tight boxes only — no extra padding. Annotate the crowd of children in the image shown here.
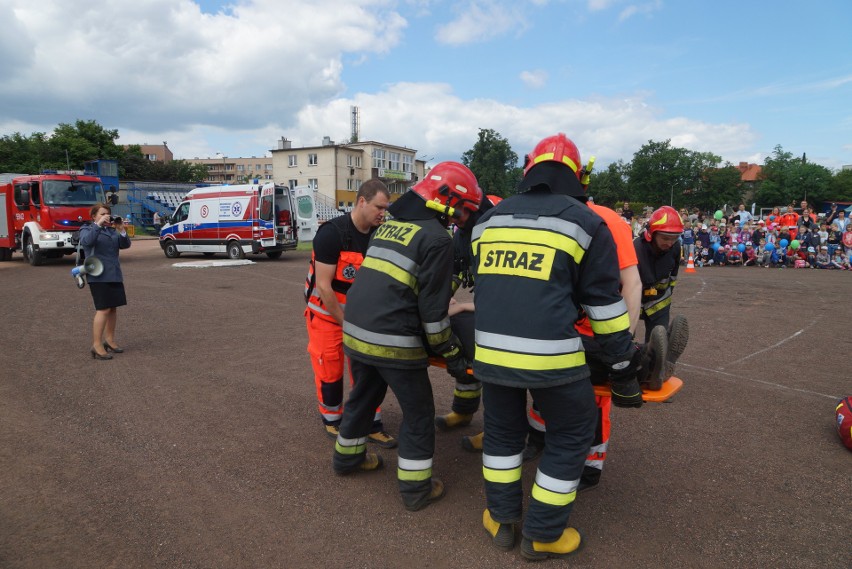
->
[618,201,852,271]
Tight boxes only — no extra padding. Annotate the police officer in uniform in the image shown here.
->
[471,134,642,560]
[332,162,482,512]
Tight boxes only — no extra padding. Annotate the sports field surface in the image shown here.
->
[1,239,848,568]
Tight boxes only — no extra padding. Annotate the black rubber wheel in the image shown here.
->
[227,241,245,260]
[24,234,43,266]
[164,241,181,258]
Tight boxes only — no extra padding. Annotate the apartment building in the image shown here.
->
[189,156,275,184]
[270,137,427,210]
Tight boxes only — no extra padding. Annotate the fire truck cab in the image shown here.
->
[158,182,298,259]
[0,172,111,265]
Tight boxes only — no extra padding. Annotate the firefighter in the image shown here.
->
[634,205,690,378]
[304,180,396,448]
[332,162,482,512]
[472,134,642,559]
[434,195,496,432]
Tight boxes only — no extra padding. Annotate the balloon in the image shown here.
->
[779,239,789,248]
[765,242,775,251]
[790,239,800,250]
[737,243,745,252]
[769,215,776,221]
[714,210,724,220]
[711,243,720,251]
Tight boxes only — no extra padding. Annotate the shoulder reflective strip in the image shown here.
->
[475,346,585,371]
[581,300,628,321]
[398,457,433,471]
[307,301,331,316]
[397,467,432,482]
[473,215,593,251]
[367,245,421,275]
[344,334,426,361]
[361,256,418,292]
[423,317,451,335]
[482,453,523,470]
[476,330,581,355]
[589,312,631,335]
[343,321,423,348]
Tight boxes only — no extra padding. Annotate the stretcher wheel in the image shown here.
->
[428,358,683,402]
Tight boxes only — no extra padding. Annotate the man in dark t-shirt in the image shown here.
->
[304,180,395,446]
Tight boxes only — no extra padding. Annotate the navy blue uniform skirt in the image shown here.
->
[89,282,127,310]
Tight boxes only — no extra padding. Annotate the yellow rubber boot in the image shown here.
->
[483,509,516,551]
[435,412,473,431]
[521,528,584,560]
[461,431,483,452]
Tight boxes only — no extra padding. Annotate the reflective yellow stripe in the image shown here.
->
[361,257,419,293]
[475,227,586,265]
[334,441,366,455]
[454,388,481,399]
[398,467,432,482]
[589,312,630,335]
[483,465,522,484]
[475,345,585,371]
[531,483,576,506]
[532,152,579,173]
[425,328,452,346]
[343,333,426,361]
[644,296,672,317]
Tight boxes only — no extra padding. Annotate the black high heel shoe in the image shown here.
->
[91,348,113,360]
[103,342,124,354]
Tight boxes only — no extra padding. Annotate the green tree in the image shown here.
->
[693,163,743,212]
[461,128,521,197]
[626,140,721,208]
[588,161,627,207]
[756,145,832,208]
[829,169,852,202]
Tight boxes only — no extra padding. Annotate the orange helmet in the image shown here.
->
[412,161,482,218]
[644,206,685,242]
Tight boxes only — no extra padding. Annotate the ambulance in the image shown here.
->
[159,182,298,259]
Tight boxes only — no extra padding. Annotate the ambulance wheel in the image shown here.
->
[163,241,181,258]
[23,234,44,266]
[227,241,245,260]
[265,251,282,259]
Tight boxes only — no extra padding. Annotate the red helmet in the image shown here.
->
[486,194,503,206]
[412,161,482,218]
[523,133,582,180]
[644,206,685,242]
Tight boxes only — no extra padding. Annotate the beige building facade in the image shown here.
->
[189,156,275,184]
[270,137,427,210]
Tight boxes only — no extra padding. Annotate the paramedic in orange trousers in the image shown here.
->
[303,180,396,448]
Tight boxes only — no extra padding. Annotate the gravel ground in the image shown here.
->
[0,239,849,569]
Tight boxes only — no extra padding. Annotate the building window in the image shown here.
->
[347,178,354,191]
[146,154,157,161]
[308,153,318,166]
[255,164,262,171]
[288,179,297,189]
[237,164,244,171]
[403,155,413,173]
[338,201,345,209]
[265,174,272,180]
[308,178,318,189]
[265,163,273,171]
[389,152,401,171]
[347,154,354,167]
[372,148,386,169]
[288,155,297,167]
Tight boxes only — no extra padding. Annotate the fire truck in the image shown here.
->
[158,181,298,259]
[0,171,113,265]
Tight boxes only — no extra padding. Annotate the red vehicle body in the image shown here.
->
[0,172,109,265]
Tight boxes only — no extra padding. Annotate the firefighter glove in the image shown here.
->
[444,353,470,382]
[610,349,643,408]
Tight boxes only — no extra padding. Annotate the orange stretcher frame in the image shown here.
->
[428,357,683,403]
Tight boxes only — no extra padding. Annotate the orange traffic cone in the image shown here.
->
[685,253,696,273]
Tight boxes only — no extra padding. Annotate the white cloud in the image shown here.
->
[0,0,406,134]
[434,0,525,45]
[286,83,758,168]
[520,69,549,89]
[619,1,662,22]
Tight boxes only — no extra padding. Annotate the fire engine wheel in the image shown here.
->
[163,241,181,259]
[23,234,44,266]
[265,251,283,259]
[227,241,245,260]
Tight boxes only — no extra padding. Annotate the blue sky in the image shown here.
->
[2,0,850,170]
